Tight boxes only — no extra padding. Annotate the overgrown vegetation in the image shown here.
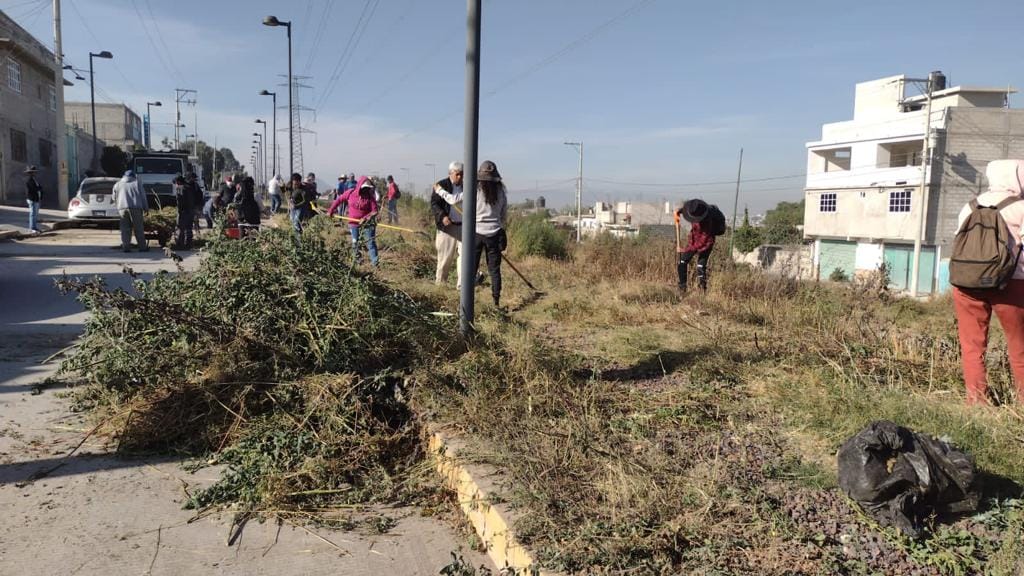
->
[506,211,569,259]
[56,199,1024,574]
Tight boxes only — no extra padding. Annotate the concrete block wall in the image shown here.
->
[929,107,1024,247]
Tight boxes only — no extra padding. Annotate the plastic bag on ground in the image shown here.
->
[837,420,979,538]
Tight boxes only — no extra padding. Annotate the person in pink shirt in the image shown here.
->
[328,176,379,266]
[952,159,1024,405]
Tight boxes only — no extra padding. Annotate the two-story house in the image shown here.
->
[803,73,1024,294]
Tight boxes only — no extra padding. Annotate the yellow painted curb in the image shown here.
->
[428,428,561,576]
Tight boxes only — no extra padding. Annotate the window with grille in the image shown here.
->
[6,57,21,93]
[889,189,912,212]
[819,192,837,213]
[10,129,27,162]
[39,139,53,167]
[48,85,56,111]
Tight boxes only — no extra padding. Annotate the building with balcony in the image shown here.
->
[0,10,60,207]
[803,73,1024,293]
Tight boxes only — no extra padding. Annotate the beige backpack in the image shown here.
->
[949,197,1022,289]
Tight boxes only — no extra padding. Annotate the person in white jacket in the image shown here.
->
[952,159,1024,405]
[112,170,149,252]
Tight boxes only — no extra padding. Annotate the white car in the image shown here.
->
[67,177,120,220]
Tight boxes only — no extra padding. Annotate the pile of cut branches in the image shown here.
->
[59,219,452,513]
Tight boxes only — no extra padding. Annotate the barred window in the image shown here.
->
[39,139,53,167]
[48,84,56,111]
[819,192,837,213]
[10,129,27,162]
[6,57,21,93]
[889,189,912,213]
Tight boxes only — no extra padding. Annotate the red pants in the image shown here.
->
[952,279,1024,404]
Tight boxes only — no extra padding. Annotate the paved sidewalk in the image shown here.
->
[0,204,70,237]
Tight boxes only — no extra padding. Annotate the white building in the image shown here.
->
[803,73,1023,293]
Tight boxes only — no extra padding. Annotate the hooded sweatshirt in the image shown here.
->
[957,159,1024,280]
[113,174,149,210]
[328,176,378,227]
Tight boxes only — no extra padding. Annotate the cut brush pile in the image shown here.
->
[58,218,453,515]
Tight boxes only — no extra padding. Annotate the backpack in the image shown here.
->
[707,204,727,236]
[949,197,1022,289]
[392,183,401,200]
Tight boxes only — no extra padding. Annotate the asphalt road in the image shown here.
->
[0,227,489,576]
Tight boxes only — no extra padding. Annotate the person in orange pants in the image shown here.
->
[952,159,1024,405]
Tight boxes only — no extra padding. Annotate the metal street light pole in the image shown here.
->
[88,50,112,170]
[255,120,267,184]
[259,90,277,177]
[564,141,583,242]
[263,16,293,177]
[460,0,482,337]
[145,101,161,149]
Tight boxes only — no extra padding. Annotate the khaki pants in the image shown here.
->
[435,227,463,287]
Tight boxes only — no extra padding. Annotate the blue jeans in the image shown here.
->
[270,194,281,213]
[349,225,378,266]
[26,200,39,232]
[387,199,398,224]
[290,208,303,234]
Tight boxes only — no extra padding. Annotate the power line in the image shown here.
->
[66,0,140,94]
[129,0,181,84]
[143,0,185,83]
[370,0,658,148]
[302,0,336,73]
[314,0,381,111]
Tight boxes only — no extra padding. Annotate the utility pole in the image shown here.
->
[174,88,196,150]
[728,148,744,255]
[910,74,935,298]
[52,0,69,207]
[564,141,583,242]
[460,0,482,337]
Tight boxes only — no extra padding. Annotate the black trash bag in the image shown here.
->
[837,420,979,538]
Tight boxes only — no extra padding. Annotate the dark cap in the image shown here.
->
[477,160,501,182]
[681,199,709,223]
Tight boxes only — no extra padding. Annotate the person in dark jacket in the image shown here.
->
[24,166,42,234]
[173,175,194,249]
[237,177,262,229]
[218,175,235,206]
[675,199,716,293]
[287,173,307,234]
[432,161,464,286]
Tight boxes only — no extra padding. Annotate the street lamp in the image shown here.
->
[145,101,161,149]
[253,133,263,187]
[252,142,261,186]
[259,90,277,177]
[88,50,113,170]
[255,120,268,184]
[263,16,293,177]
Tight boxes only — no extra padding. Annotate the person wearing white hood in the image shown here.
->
[112,170,149,252]
[951,159,1024,405]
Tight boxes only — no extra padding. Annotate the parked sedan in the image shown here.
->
[67,177,120,220]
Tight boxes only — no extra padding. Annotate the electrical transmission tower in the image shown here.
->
[279,75,316,175]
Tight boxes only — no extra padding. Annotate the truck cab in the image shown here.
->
[132,151,188,209]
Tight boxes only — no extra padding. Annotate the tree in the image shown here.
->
[762,199,804,245]
[100,146,128,177]
[732,207,763,254]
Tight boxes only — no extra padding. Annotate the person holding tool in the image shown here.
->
[674,199,725,293]
[434,161,508,307]
[328,176,380,267]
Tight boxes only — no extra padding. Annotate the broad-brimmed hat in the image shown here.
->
[681,199,709,223]
[23,165,38,174]
[478,160,501,182]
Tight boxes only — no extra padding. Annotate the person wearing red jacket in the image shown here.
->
[675,199,715,292]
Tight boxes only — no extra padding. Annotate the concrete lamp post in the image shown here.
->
[88,50,113,170]
[262,16,293,177]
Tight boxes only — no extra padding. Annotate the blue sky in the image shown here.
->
[5,0,1024,214]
